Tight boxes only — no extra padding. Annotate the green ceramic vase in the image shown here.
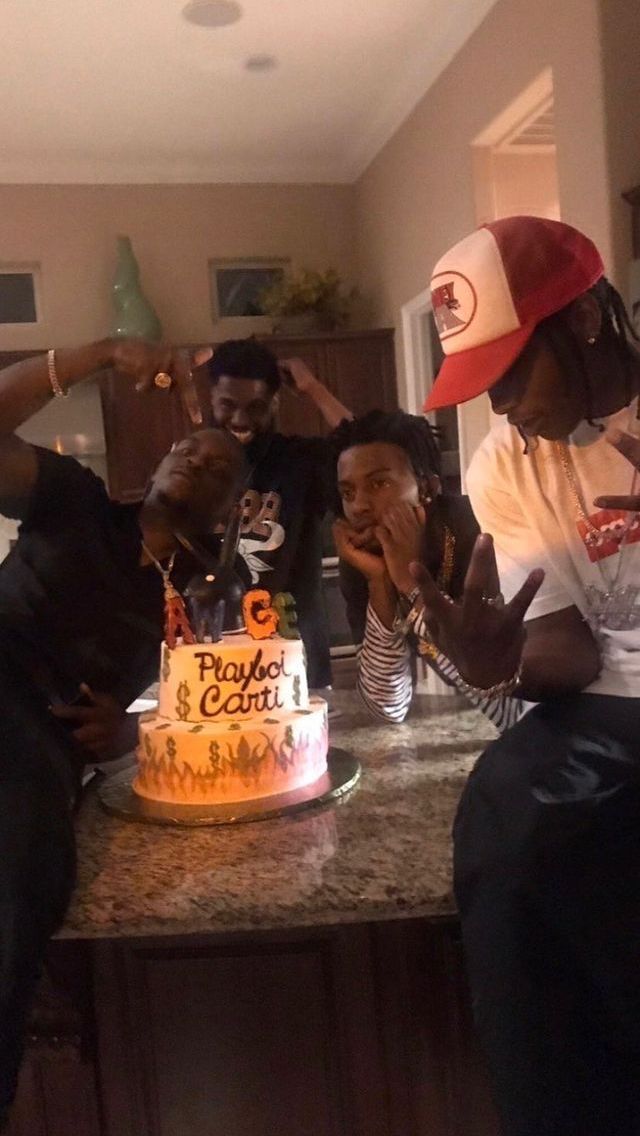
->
[111,235,162,341]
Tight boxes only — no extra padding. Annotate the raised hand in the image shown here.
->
[410,533,544,689]
[594,427,640,511]
[278,357,316,394]
[375,502,426,596]
[332,518,386,581]
[111,340,212,426]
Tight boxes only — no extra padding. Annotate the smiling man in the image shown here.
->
[208,338,352,687]
[419,215,640,1136]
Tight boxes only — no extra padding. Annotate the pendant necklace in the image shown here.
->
[554,442,640,631]
[141,540,195,648]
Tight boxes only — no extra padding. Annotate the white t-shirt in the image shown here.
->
[466,401,640,698]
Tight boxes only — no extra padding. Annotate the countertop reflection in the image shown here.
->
[61,691,497,939]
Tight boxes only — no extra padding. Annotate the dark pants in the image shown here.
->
[454,695,640,1136]
[0,659,77,1129]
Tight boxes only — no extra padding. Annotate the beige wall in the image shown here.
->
[0,181,357,516]
[0,183,357,351]
[598,0,640,293]
[354,0,610,441]
[489,151,560,222]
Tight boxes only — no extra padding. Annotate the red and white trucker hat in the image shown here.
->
[423,215,604,412]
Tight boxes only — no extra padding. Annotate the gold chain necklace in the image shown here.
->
[417,525,456,659]
[142,540,197,647]
[554,441,637,549]
[553,442,640,630]
[141,541,178,597]
[437,525,455,592]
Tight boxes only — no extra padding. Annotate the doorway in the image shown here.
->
[473,69,559,226]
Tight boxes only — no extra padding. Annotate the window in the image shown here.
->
[0,266,40,325]
[209,259,288,320]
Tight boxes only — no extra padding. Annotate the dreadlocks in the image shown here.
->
[514,277,640,452]
[541,278,639,422]
[329,409,442,514]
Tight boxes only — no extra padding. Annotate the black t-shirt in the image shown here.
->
[0,447,234,711]
[238,432,331,687]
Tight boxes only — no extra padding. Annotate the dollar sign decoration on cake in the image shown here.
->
[176,681,191,721]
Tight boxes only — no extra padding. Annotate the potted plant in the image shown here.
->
[259,267,357,334]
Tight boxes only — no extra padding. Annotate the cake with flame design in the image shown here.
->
[134,633,329,810]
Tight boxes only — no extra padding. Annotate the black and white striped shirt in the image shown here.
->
[357,603,523,732]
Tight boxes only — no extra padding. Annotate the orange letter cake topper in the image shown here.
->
[242,589,279,640]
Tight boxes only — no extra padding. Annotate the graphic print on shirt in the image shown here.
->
[237,488,285,583]
[577,509,640,564]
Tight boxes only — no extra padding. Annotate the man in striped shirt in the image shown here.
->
[330,410,523,732]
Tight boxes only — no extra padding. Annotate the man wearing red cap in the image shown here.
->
[414,216,640,1135]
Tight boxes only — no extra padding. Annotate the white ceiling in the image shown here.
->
[0,0,498,185]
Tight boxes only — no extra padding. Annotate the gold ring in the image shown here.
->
[154,372,172,390]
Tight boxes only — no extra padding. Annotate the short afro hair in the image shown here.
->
[208,338,281,394]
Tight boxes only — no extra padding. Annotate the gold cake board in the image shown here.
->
[97,747,361,827]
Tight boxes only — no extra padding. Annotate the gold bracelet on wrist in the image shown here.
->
[47,349,69,399]
[453,659,523,700]
[393,587,424,635]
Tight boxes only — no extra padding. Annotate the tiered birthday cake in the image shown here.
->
[134,631,329,811]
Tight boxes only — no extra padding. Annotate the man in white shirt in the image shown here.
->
[416,216,640,1136]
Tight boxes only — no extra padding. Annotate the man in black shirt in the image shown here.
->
[0,339,246,1128]
[208,340,352,687]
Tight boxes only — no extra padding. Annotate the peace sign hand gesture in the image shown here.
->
[410,533,544,690]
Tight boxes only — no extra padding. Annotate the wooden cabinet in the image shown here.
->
[100,329,396,502]
[623,185,640,258]
[265,329,397,438]
[6,943,101,1136]
[8,921,498,1136]
[98,373,188,503]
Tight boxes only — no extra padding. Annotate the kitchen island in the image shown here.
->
[9,693,500,1136]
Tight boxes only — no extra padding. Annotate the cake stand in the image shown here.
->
[97,747,361,827]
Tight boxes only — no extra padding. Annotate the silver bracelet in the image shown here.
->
[47,349,68,399]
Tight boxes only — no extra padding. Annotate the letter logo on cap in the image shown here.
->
[431,271,477,341]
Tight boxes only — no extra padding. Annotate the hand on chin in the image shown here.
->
[349,526,380,552]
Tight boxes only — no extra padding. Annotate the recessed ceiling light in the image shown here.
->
[182,0,243,28]
[245,54,278,73]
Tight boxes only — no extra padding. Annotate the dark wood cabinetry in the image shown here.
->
[100,329,396,502]
[623,185,640,259]
[8,920,498,1136]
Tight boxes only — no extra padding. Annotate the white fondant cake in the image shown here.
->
[135,635,329,808]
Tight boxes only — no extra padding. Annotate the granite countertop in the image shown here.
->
[61,691,498,940]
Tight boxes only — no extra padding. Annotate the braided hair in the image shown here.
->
[329,409,441,515]
[518,278,640,450]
